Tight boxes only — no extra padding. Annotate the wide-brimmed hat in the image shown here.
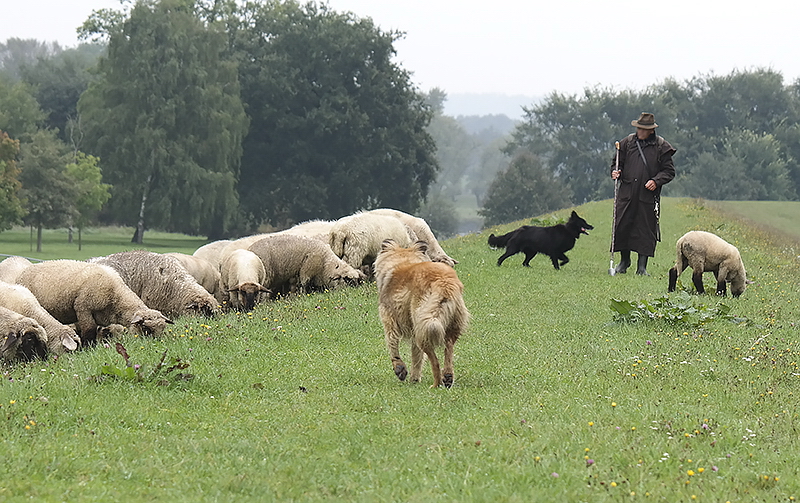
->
[631,112,658,129]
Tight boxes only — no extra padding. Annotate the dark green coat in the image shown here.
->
[610,132,676,256]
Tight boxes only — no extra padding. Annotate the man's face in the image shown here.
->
[636,127,652,140]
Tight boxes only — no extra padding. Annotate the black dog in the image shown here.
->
[488,211,594,269]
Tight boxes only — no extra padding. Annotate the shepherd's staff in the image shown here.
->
[609,140,620,276]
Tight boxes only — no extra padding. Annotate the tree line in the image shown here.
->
[2,1,799,241]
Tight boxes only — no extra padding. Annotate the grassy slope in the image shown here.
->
[1,198,799,502]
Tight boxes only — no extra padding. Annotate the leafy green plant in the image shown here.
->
[93,342,193,385]
[610,291,749,326]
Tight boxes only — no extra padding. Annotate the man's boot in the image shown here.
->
[614,250,631,274]
[636,254,650,276]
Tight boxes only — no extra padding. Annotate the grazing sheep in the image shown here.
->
[0,256,33,283]
[668,230,748,297]
[16,260,173,343]
[166,252,224,302]
[329,212,417,271]
[90,251,219,318]
[0,305,48,362]
[368,208,457,266]
[192,240,231,270]
[248,235,366,295]
[0,281,80,354]
[220,249,270,311]
[275,219,335,242]
[218,234,273,265]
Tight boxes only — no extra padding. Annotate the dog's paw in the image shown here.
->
[443,373,454,388]
[394,363,407,381]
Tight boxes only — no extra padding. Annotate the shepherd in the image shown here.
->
[610,112,677,276]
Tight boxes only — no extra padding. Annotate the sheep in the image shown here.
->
[329,212,418,271]
[248,235,366,295]
[368,208,458,266]
[219,249,271,311]
[90,251,219,318]
[668,230,748,297]
[0,305,48,362]
[166,252,224,302]
[274,219,335,242]
[16,260,173,343]
[0,281,80,354]
[0,256,33,283]
[192,239,231,270]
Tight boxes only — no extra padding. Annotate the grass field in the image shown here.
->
[1,198,800,502]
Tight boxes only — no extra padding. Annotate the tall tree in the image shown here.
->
[0,131,26,232]
[0,75,46,142]
[230,1,437,227]
[79,0,248,242]
[18,129,78,252]
[65,152,111,249]
[0,38,61,81]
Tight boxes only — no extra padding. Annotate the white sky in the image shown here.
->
[4,0,800,97]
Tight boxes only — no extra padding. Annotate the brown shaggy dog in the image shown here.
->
[374,240,469,388]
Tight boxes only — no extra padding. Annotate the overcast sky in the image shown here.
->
[5,0,800,98]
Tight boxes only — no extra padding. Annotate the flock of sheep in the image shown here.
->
[0,209,457,363]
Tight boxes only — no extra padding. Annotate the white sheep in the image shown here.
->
[166,252,224,302]
[219,249,270,311]
[0,256,33,283]
[368,208,457,266]
[329,212,417,271]
[90,251,219,318]
[274,219,335,242]
[0,281,80,354]
[16,260,173,343]
[248,235,366,295]
[668,230,748,297]
[0,305,48,361]
[192,240,231,270]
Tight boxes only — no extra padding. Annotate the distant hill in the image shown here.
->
[444,93,541,120]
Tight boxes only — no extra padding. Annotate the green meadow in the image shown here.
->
[1,198,799,502]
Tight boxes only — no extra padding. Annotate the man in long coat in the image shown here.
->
[611,112,676,275]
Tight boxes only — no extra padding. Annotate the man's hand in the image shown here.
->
[645,180,657,191]
[611,170,621,180]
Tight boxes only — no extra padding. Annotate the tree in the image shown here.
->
[478,151,572,226]
[18,129,78,252]
[65,152,111,249]
[0,131,26,231]
[79,0,248,242]
[20,43,105,146]
[0,75,46,142]
[0,38,61,81]
[231,1,437,227]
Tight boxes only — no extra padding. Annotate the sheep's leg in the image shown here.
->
[691,270,705,294]
[668,267,678,291]
[715,266,729,296]
[442,335,457,388]
[409,342,424,383]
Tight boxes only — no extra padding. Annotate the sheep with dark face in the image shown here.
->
[16,260,173,344]
[0,305,48,362]
[668,230,748,297]
[248,235,366,295]
[166,252,224,303]
[0,281,80,354]
[192,240,231,270]
[90,251,219,318]
[220,249,270,311]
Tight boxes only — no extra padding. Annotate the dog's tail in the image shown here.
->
[415,287,469,349]
[487,230,515,248]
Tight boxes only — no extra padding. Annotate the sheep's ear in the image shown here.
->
[131,313,144,325]
[414,240,429,254]
[258,284,271,293]
[380,239,396,251]
[61,335,78,351]
[1,332,18,353]
[227,286,240,293]
[164,317,175,325]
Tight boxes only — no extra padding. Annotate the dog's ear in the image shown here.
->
[571,210,578,217]
[381,239,396,251]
